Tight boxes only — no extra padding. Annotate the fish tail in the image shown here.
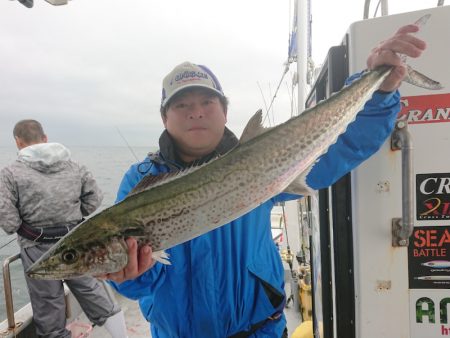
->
[404,65,443,90]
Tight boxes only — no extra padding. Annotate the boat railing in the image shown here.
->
[2,253,23,332]
[1,253,120,337]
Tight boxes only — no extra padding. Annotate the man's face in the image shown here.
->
[163,88,227,162]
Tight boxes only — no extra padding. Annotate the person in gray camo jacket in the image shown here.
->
[0,120,128,338]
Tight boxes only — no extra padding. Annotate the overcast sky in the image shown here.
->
[0,0,440,147]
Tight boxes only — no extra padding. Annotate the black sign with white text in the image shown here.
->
[416,173,450,221]
[408,226,450,289]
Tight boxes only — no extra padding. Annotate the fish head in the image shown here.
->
[26,236,129,280]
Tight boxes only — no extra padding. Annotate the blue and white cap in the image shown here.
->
[161,62,224,108]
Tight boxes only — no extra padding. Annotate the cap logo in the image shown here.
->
[174,71,209,84]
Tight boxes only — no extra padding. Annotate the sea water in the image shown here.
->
[0,145,153,322]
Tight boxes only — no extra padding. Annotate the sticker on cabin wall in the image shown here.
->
[410,289,450,338]
[416,173,450,221]
[398,93,450,124]
[408,226,450,289]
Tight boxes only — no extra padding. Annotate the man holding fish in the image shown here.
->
[26,21,441,338]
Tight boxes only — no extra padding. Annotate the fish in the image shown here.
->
[27,64,442,280]
[415,276,450,281]
[421,260,450,269]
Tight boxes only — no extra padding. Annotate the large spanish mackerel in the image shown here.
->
[28,65,442,280]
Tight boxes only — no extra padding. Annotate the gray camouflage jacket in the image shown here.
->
[0,143,103,248]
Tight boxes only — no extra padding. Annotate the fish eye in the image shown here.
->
[61,249,78,264]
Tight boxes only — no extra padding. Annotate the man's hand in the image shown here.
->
[97,238,155,283]
[367,24,426,92]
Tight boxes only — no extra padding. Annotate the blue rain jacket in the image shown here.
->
[110,83,400,338]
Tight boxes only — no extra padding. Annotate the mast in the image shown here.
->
[296,0,309,111]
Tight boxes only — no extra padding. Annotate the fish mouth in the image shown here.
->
[26,265,80,280]
[26,257,72,280]
[26,268,57,280]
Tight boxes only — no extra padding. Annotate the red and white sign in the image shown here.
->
[398,93,450,124]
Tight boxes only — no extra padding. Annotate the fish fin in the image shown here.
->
[152,250,171,265]
[283,164,315,196]
[128,172,179,196]
[126,163,214,198]
[239,109,272,144]
[404,65,443,90]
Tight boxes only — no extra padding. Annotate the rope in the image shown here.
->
[262,62,291,125]
[256,81,270,123]
[373,0,382,17]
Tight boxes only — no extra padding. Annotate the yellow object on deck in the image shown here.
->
[291,320,313,338]
[298,278,312,321]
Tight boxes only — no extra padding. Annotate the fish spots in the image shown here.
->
[142,208,196,248]
[83,246,107,269]
[86,254,95,264]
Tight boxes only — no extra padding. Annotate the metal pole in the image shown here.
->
[297,0,308,112]
[391,121,414,246]
[363,0,371,19]
[380,0,389,16]
[3,253,21,329]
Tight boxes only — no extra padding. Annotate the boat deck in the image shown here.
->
[89,293,151,338]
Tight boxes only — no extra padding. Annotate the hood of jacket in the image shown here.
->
[17,142,71,173]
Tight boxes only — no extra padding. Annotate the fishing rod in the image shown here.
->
[115,126,139,161]
[0,237,16,252]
